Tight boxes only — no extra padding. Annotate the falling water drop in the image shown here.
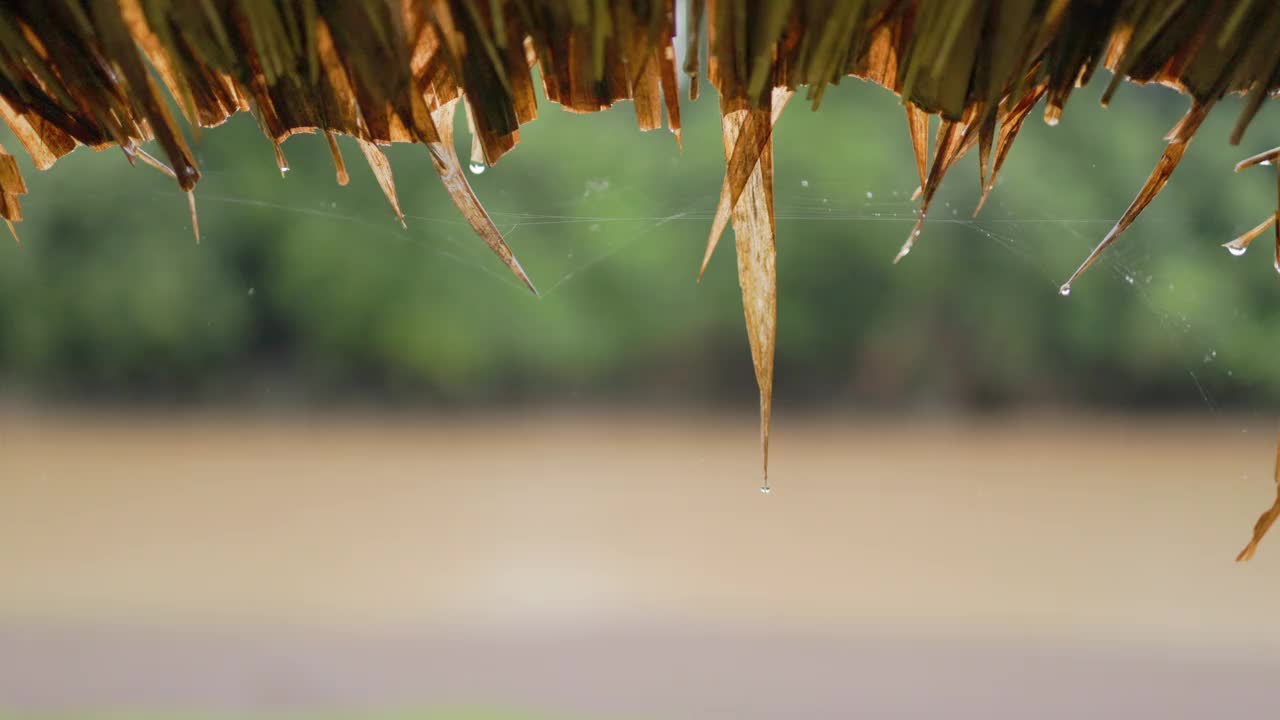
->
[468,161,486,175]
[1058,284,1072,297]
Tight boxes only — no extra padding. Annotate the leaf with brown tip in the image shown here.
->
[896,116,965,262]
[976,111,995,197]
[0,141,26,232]
[187,191,200,244]
[905,102,929,192]
[0,142,26,225]
[699,88,792,279]
[325,131,349,186]
[357,139,407,229]
[1060,100,1211,294]
[1223,215,1276,256]
[975,84,1047,216]
[132,146,176,179]
[1235,146,1280,172]
[718,93,783,490]
[428,99,537,295]
[1237,436,1280,562]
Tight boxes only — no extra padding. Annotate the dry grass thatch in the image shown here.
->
[2,1,1280,543]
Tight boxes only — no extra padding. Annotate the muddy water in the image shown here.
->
[2,408,1277,633]
[2,409,1280,716]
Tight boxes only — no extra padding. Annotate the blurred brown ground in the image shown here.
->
[2,408,1279,717]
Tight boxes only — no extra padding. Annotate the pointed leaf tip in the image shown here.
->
[187,191,199,244]
[1237,436,1280,562]
[428,100,538,293]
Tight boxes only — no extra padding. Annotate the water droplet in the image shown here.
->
[279,164,290,174]
[801,179,810,188]
[865,191,873,199]
[1274,257,1280,275]
[1124,274,1134,285]
[1227,244,1248,257]
[247,287,256,297]
[1262,159,1273,166]
[468,162,486,175]
[759,485,771,494]
[1058,284,1072,297]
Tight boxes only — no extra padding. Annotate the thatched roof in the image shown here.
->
[2,1,1279,520]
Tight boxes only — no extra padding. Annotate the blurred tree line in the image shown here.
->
[1,78,1277,410]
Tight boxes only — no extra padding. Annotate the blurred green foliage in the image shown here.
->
[1,78,1277,409]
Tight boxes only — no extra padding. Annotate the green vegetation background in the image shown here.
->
[1,78,1277,409]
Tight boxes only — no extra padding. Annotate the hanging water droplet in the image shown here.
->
[1274,257,1280,274]
[468,161,486,175]
[1058,284,1072,297]
[1262,159,1273,166]
[1227,244,1248,257]
[759,485,771,494]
